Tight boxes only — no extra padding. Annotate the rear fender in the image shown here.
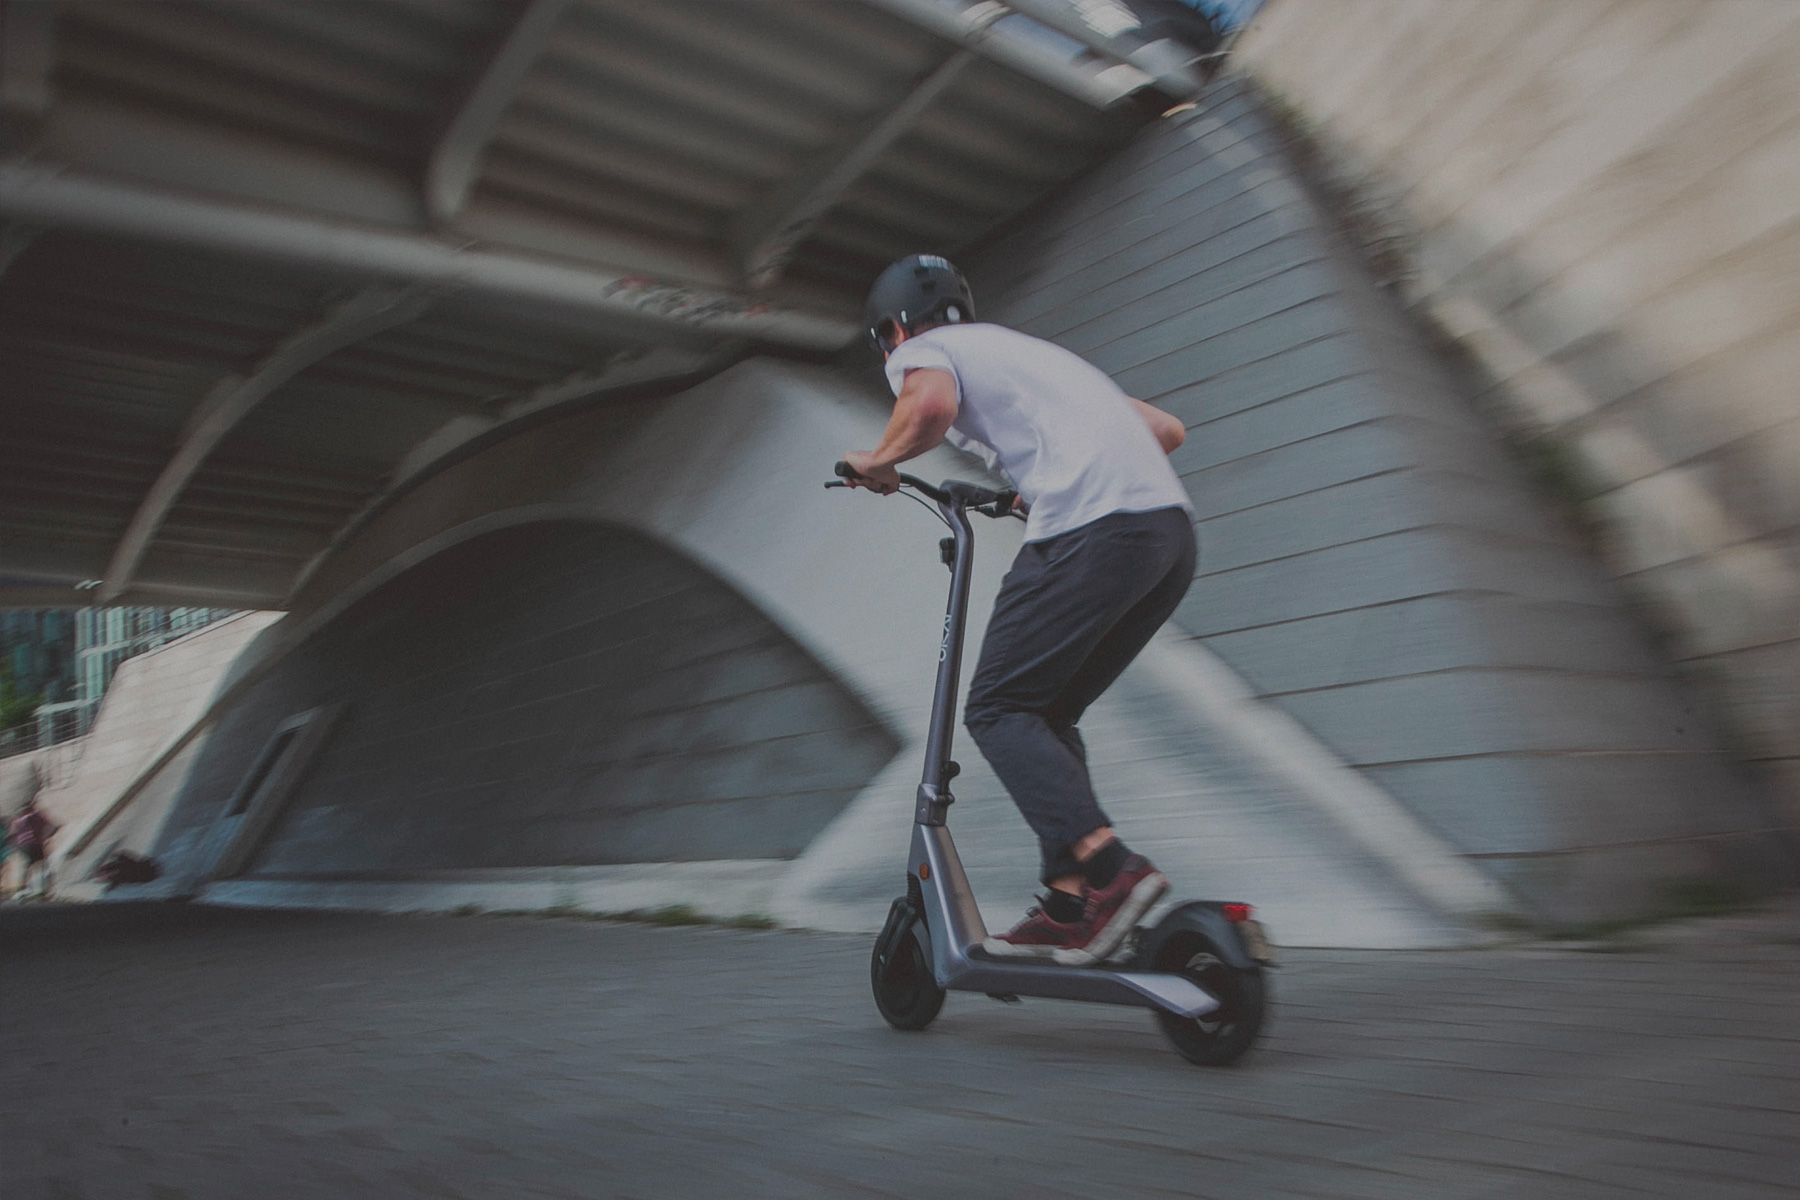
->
[1135,900,1259,972]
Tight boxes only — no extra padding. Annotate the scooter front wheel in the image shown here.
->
[1151,931,1266,1066]
[871,923,945,1031]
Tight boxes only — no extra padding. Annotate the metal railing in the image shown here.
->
[0,698,96,760]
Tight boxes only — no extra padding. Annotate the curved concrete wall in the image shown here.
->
[965,74,1792,913]
[151,520,897,879]
[1236,0,1800,831]
[95,358,1485,946]
[129,362,1023,921]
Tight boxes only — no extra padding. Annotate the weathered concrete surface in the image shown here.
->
[1,903,1797,1199]
[1235,0,1800,831]
[0,749,53,814]
[150,521,897,883]
[964,75,1789,921]
[115,359,1479,948]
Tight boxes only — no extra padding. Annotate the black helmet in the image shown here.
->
[864,254,975,352]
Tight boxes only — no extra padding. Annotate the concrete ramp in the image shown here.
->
[35,612,281,897]
[777,639,1472,948]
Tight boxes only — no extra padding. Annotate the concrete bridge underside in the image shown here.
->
[24,60,1794,938]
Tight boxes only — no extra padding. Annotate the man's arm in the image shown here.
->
[1130,397,1185,454]
[842,367,959,493]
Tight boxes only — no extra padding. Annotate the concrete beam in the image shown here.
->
[0,162,860,349]
[735,51,976,289]
[1001,0,1205,99]
[0,0,53,148]
[425,0,573,226]
[863,0,1151,108]
[97,286,433,604]
[284,342,730,607]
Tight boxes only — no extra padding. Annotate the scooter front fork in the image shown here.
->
[906,822,987,985]
[872,873,927,982]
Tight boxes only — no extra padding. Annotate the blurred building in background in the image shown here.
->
[0,609,77,752]
[0,607,235,754]
[0,609,76,705]
[73,606,236,710]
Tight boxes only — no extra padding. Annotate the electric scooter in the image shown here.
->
[828,463,1273,1066]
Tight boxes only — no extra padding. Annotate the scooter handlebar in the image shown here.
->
[827,461,1024,518]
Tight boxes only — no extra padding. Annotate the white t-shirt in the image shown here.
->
[884,323,1192,542]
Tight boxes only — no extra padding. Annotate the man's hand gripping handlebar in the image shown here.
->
[826,461,1025,519]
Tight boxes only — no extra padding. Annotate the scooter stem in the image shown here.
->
[916,498,976,826]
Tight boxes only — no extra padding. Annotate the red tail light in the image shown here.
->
[1221,903,1252,923]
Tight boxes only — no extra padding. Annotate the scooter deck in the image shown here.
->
[909,826,1219,1020]
[944,948,1219,1019]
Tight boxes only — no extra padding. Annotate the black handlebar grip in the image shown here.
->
[833,460,861,480]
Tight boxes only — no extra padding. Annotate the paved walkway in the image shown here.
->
[2,903,1797,1199]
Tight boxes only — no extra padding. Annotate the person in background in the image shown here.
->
[9,796,58,901]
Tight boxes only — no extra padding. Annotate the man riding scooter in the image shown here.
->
[839,255,1194,966]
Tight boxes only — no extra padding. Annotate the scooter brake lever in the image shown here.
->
[976,491,1025,519]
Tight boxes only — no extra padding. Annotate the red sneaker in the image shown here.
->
[1068,854,1167,966]
[981,901,1087,959]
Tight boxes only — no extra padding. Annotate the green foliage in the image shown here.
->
[721,913,778,930]
[1540,875,1761,944]
[1475,875,1762,945]
[1513,432,1603,506]
[1657,876,1758,920]
[0,659,42,732]
[1473,910,1536,935]
[474,903,779,931]
[634,904,710,927]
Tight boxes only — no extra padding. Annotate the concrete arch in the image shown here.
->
[153,512,900,909]
[163,358,1492,945]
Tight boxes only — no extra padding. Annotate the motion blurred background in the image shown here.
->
[2,0,1795,943]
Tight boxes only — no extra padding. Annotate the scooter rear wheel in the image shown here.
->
[871,924,945,1031]
[1151,932,1266,1066]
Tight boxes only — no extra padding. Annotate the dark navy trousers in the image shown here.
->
[963,506,1197,885]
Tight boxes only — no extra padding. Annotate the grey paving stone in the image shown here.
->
[1,905,1796,1200]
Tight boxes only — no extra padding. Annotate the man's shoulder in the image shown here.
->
[922,322,1029,345]
[918,323,1070,362]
